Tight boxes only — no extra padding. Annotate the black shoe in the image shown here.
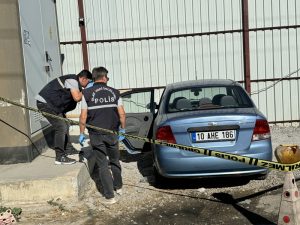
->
[78,151,86,162]
[55,156,76,165]
[65,146,80,155]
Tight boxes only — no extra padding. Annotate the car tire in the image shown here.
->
[152,166,166,187]
[255,171,269,180]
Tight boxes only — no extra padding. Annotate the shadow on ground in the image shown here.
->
[120,150,253,189]
[213,193,276,225]
[108,196,277,225]
[77,143,280,225]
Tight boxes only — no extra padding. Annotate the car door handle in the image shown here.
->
[144,116,149,121]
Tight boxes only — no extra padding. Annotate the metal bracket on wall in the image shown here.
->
[45,65,50,73]
[79,17,85,27]
[45,51,52,62]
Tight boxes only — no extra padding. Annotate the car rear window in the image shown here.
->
[167,86,253,112]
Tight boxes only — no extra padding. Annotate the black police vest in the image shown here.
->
[83,82,120,134]
[39,74,80,114]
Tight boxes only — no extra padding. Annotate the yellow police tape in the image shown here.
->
[1,96,300,172]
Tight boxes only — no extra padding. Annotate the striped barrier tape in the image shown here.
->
[1,96,300,172]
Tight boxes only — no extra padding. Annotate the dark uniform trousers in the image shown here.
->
[37,101,70,159]
[36,75,79,160]
[90,133,122,199]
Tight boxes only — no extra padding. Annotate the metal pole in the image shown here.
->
[242,0,251,93]
[78,0,89,70]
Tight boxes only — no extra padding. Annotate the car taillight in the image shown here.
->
[252,119,271,141]
[156,125,176,144]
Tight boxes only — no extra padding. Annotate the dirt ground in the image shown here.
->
[16,126,300,225]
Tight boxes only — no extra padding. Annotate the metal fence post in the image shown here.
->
[78,0,89,70]
[242,0,251,94]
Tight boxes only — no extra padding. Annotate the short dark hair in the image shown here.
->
[77,70,92,79]
[92,67,108,81]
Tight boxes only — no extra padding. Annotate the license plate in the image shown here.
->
[191,130,236,142]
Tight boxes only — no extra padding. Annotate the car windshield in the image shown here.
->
[167,86,253,113]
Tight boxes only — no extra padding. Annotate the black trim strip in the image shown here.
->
[187,125,240,132]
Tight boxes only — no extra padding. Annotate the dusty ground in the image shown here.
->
[16,125,300,225]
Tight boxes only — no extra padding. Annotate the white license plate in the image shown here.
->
[191,130,236,142]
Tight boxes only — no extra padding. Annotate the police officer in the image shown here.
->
[36,70,92,165]
[79,66,126,204]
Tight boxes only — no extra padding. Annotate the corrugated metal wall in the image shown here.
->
[56,0,300,124]
[248,0,300,123]
[58,0,245,87]
[57,1,83,73]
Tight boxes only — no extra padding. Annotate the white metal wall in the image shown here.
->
[248,0,300,123]
[56,0,300,123]
[56,0,83,73]
[57,0,244,88]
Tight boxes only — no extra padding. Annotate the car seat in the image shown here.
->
[212,94,226,105]
[220,95,238,107]
[175,98,192,110]
[198,97,212,106]
[170,97,186,109]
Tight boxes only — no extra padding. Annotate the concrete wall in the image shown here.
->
[0,0,57,164]
[0,0,32,163]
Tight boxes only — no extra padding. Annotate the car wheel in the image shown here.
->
[255,171,269,180]
[152,166,166,187]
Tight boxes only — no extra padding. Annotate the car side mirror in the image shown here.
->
[146,102,158,110]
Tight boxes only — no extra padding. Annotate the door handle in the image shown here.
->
[144,116,149,121]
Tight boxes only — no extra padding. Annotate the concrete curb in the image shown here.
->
[0,149,92,205]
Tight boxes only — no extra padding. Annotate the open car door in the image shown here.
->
[121,88,159,153]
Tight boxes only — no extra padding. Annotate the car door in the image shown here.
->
[121,88,158,152]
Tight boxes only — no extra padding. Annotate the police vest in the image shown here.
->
[83,82,120,134]
[39,74,81,113]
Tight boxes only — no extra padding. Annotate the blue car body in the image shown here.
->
[121,79,272,179]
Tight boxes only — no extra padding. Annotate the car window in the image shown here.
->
[229,87,253,107]
[167,86,253,112]
[122,91,152,113]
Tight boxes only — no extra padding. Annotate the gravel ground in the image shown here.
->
[18,125,300,225]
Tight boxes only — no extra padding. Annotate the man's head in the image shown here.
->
[92,67,109,83]
[77,70,92,88]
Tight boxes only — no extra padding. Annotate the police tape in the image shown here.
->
[1,96,300,172]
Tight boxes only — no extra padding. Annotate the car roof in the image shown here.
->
[165,79,240,90]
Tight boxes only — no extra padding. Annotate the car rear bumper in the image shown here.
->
[154,141,272,178]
